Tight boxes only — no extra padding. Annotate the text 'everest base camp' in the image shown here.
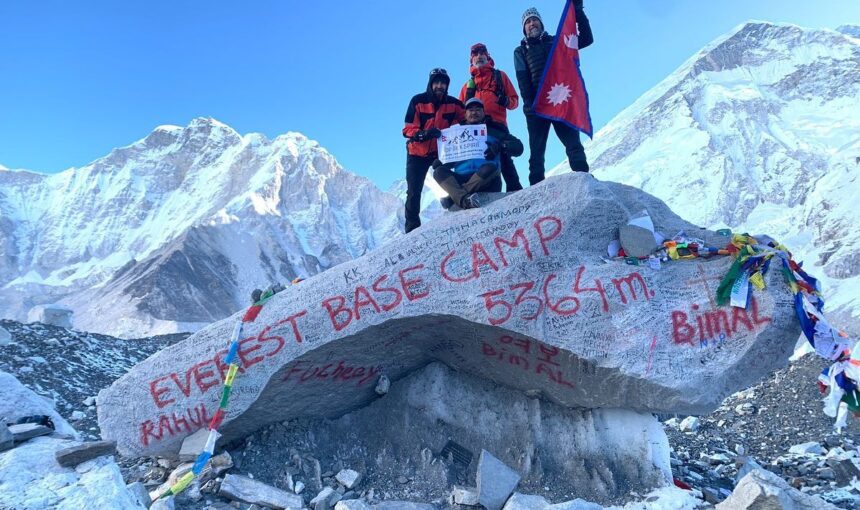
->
[98,173,800,504]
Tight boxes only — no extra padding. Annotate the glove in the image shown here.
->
[414,130,427,142]
[484,141,501,160]
[432,159,443,169]
[426,128,442,139]
[497,95,509,107]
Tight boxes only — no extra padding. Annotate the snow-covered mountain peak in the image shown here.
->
[0,118,406,337]
[551,21,860,323]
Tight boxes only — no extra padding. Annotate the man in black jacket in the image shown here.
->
[514,4,593,185]
[401,68,465,233]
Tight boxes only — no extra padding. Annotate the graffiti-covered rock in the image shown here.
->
[98,173,799,458]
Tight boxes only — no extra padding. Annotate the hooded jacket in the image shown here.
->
[403,75,465,157]
[458,56,519,126]
[514,3,593,113]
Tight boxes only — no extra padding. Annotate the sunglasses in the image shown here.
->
[430,68,448,76]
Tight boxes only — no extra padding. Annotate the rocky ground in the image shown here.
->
[664,352,860,508]
[0,319,186,440]
[3,319,859,509]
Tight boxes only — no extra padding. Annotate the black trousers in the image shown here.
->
[500,153,523,192]
[404,155,434,233]
[525,113,589,185]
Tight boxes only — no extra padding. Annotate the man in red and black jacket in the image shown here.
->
[402,68,464,233]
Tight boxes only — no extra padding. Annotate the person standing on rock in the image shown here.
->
[402,68,465,233]
[431,98,524,210]
[514,4,593,185]
[458,43,523,192]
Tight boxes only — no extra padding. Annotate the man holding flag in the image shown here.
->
[514,2,593,185]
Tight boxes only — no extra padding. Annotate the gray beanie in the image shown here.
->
[521,7,543,34]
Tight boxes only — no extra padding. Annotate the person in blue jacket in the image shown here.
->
[432,97,524,209]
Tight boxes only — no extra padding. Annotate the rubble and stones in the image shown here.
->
[665,353,860,509]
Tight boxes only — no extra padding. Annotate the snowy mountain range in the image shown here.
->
[2,21,857,338]
[550,22,860,328]
[0,118,409,337]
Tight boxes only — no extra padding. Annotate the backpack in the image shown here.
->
[465,69,507,106]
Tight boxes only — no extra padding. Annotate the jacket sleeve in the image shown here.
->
[513,46,536,111]
[458,83,468,104]
[402,96,421,139]
[575,1,594,49]
[501,132,524,158]
[501,71,519,111]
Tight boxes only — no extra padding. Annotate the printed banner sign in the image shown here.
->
[438,124,487,164]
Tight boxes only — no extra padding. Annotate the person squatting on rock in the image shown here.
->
[514,4,593,185]
[402,68,465,233]
[432,97,524,210]
[458,43,523,192]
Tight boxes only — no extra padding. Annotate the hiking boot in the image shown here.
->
[440,196,454,209]
[462,193,481,209]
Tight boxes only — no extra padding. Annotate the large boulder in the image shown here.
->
[99,173,800,458]
[0,325,11,346]
[0,436,145,510]
[27,304,73,329]
[0,370,78,439]
[717,468,839,509]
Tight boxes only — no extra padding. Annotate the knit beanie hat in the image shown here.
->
[521,7,543,35]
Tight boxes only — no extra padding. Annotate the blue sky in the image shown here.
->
[1,1,857,190]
